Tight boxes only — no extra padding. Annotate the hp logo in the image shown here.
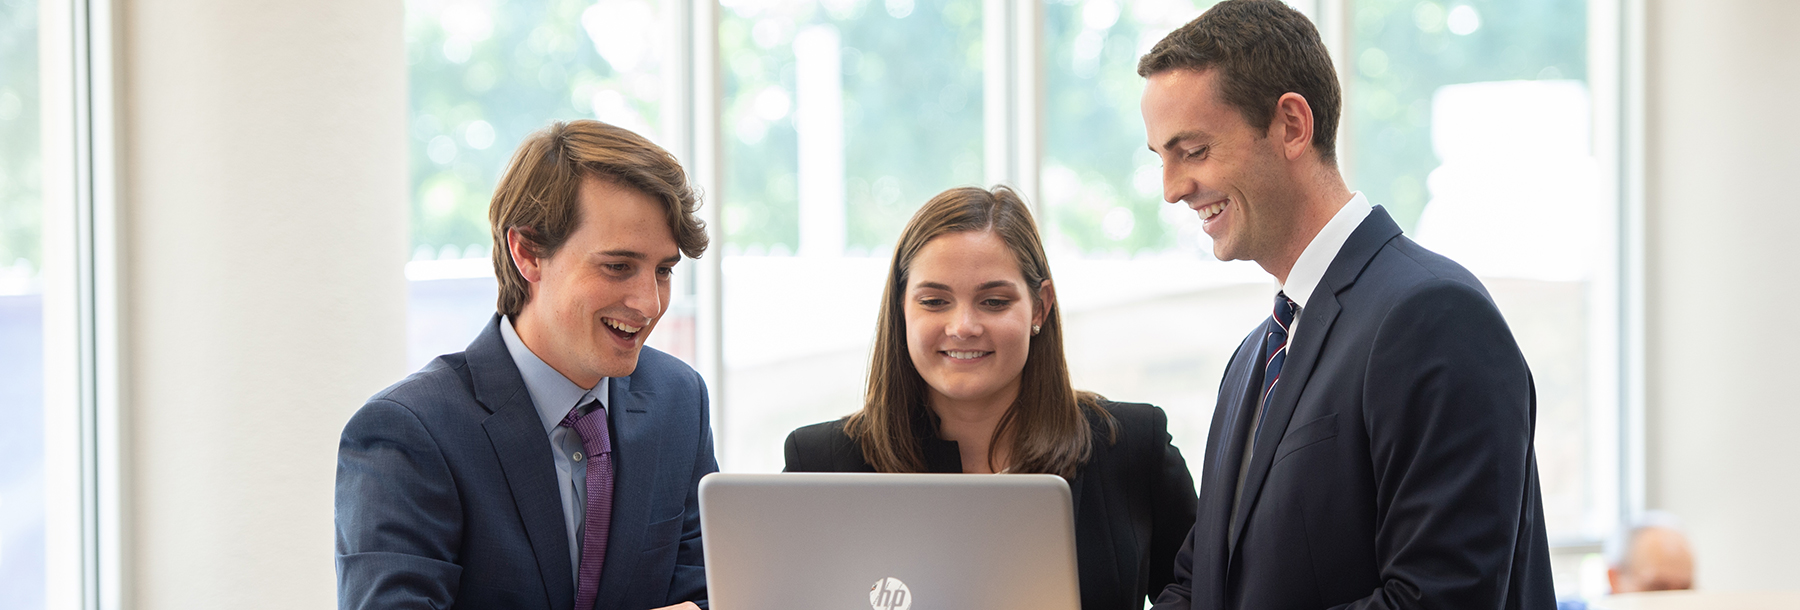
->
[868,577,912,610]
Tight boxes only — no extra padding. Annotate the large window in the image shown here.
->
[5,0,109,607]
[404,0,697,372]
[1,0,49,605]
[715,0,987,470]
[402,0,1630,597]
[1343,0,1620,549]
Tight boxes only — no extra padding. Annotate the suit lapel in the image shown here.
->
[469,316,576,610]
[1226,207,1404,557]
[1195,330,1263,609]
[593,374,663,610]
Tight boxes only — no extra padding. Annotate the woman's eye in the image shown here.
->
[982,298,1011,309]
[917,298,947,308]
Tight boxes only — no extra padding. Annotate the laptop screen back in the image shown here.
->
[699,472,1080,610]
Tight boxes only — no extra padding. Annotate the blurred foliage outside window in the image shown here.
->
[1347,0,1586,230]
[406,0,667,257]
[1043,0,1218,258]
[718,0,985,255]
[2,0,42,280]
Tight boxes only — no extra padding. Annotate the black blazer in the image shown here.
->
[784,401,1197,610]
[1154,207,1556,610]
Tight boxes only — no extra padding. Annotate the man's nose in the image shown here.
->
[1163,164,1193,204]
[623,271,663,320]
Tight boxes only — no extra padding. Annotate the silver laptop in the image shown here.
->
[699,472,1080,610]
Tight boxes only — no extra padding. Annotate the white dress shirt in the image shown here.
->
[499,315,610,583]
[1280,191,1372,343]
[1230,192,1371,525]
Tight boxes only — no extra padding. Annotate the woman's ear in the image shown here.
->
[1034,279,1056,329]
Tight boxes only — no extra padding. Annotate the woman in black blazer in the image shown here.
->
[782,186,1196,610]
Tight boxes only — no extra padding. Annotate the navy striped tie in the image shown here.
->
[1253,292,1297,452]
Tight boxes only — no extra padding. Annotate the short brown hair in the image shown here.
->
[488,120,708,317]
[845,186,1113,478]
[1137,0,1342,163]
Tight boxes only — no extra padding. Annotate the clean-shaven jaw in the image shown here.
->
[509,176,682,389]
[1140,68,1348,282]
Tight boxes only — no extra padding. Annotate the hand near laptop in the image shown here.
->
[652,603,700,610]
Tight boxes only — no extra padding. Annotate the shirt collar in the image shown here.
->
[500,315,610,435]
[1281,192,1372,309]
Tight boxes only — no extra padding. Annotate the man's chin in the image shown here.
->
[595,350,642,379]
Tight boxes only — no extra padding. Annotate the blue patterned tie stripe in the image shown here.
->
[1253,292,1297,453]
[561,401,613,610]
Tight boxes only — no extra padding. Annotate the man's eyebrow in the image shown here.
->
[1155,129,1209,153]
[595,250,681,265]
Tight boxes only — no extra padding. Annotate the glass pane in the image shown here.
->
[0,0,45,606]
[1042,0,1251,475]
[718,0,985,471]
[1346,0,1605,544]
[405,0,696,369]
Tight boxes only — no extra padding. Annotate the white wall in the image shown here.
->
[1644,0,1800,591]
[118,0,408,607]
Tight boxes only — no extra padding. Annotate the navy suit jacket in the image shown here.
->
[1154,207,1556,609]
[336,315,716,610]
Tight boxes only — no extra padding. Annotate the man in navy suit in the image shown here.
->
[336,120,716,610]
[1138,2,1556,608]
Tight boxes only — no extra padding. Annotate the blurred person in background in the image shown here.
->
[335,120,716,610]
[1609,512,1696,594]
[783,185,1199,610]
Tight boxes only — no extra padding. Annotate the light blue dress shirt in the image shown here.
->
[499,315,610,584]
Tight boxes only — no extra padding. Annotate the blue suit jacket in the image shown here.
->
[1155,207,1556,609]
[336,315,716,610]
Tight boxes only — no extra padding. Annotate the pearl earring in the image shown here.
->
[1031,324,1041,335]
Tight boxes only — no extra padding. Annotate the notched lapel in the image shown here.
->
[1228,291,1341,553]
[1226,207,1401,556]
[594,375,665,610]
[482,392,576,610]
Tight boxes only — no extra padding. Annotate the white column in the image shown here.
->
[1644,0,1800,590]
[118,0,409,607]
[794,24,845,259]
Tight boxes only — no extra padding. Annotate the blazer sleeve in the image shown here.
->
[667,374,719,608]
[1144,407,1198,604]
[335,398,464,610]
[1341,280,1538,610]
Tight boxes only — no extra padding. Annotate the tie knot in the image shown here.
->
[560,399,599,428]
[1273,292,1297,329]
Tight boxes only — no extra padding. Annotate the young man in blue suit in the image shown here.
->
[336,120,716,610]
[1138,1,1555,608]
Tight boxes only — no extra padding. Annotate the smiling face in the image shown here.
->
[903,230,1048,413]
[1142,67,1299,264]
[509,175,680,388]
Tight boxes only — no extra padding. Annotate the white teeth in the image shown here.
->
[945,351,987,360]
[604,318,643,333]
[1200,201,1226,220]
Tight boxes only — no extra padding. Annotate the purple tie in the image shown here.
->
[561,401,613,610]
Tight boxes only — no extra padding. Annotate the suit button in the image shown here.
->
[573,452,584,461]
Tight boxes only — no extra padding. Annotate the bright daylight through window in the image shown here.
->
[400,0,1624,588]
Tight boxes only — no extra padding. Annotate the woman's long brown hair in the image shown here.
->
[844,185,1113,478]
